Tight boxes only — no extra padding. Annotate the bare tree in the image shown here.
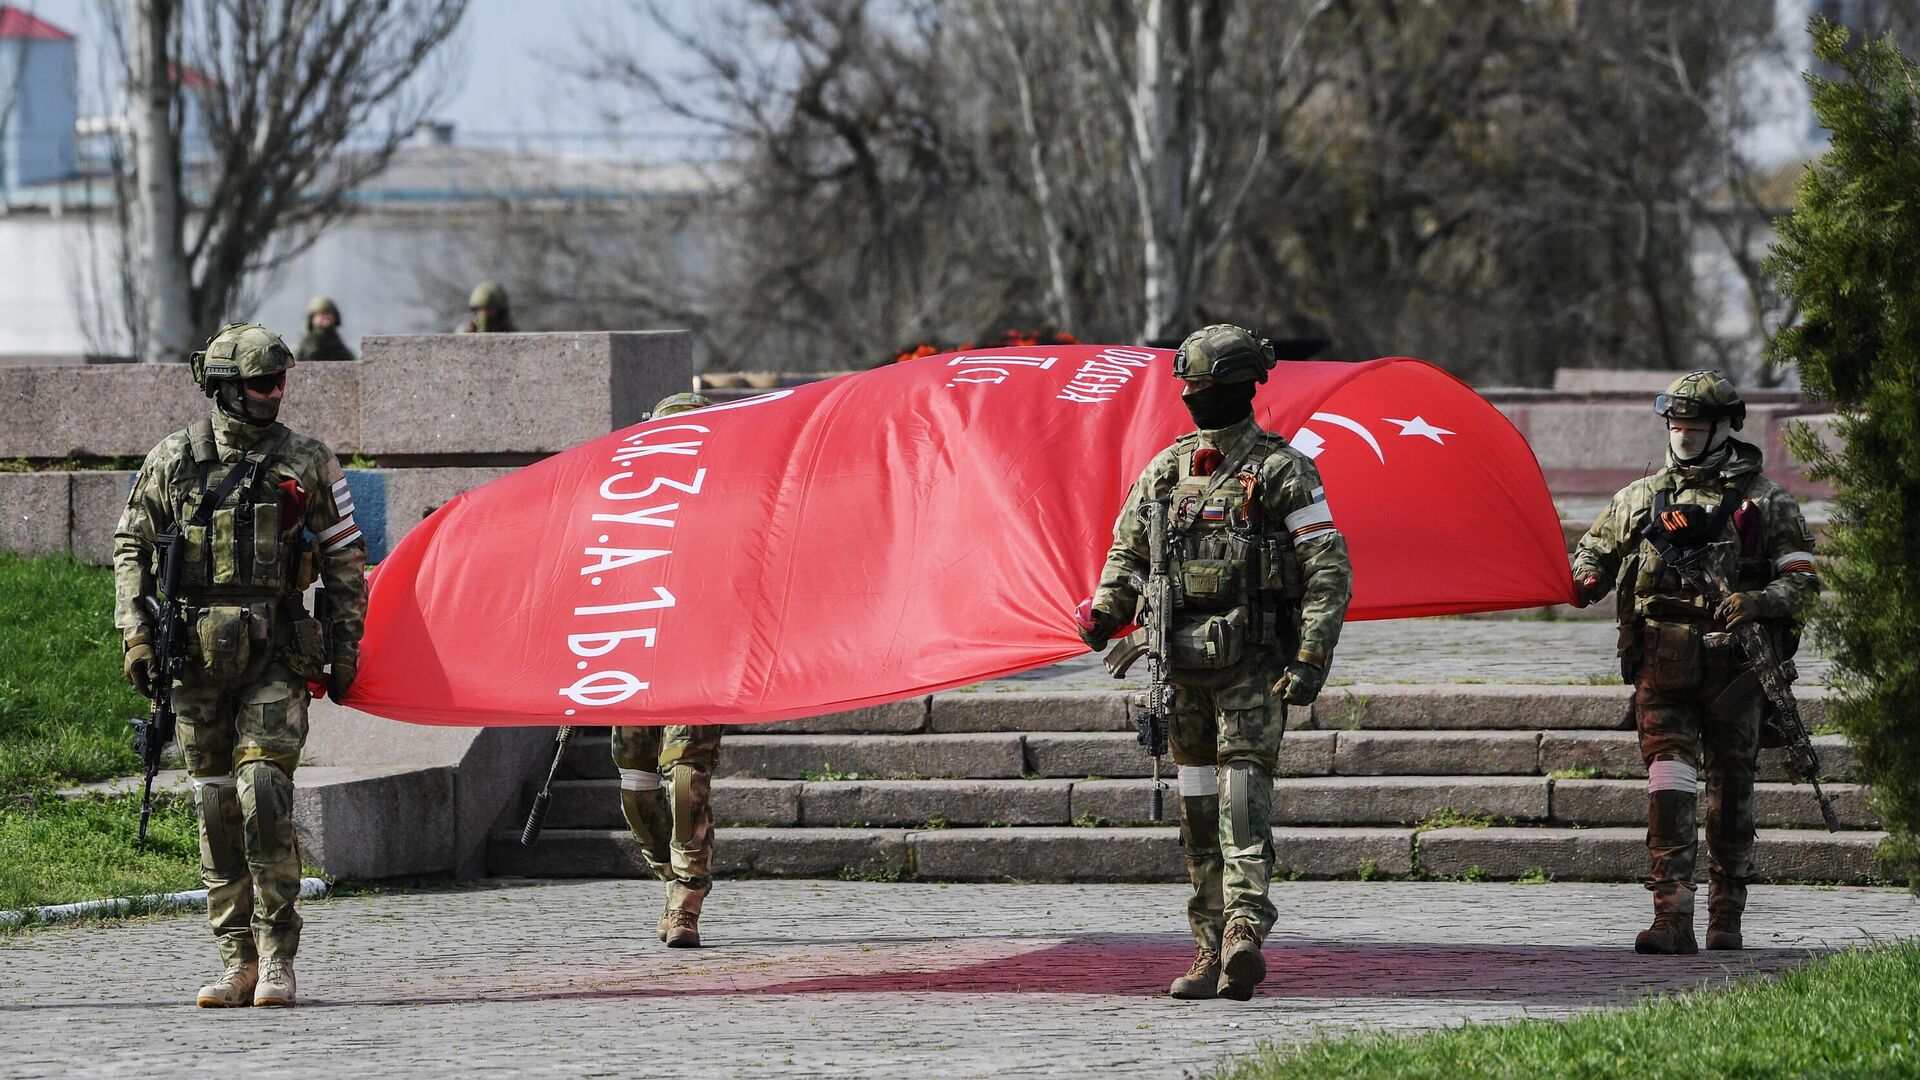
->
[103,0,467,362]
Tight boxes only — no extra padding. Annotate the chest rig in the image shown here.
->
[1156,429,1305,670]
[1628,475,1769,625]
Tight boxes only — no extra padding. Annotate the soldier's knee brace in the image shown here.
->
[235,760,297,869]
[1219,756,1272,851]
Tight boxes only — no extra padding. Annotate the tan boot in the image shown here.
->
[657,899,671,943]
[253,958,297,1007]
[195,961,257,1008]
[1168,948,1220,1000]
[1217,921,1266,1001]
[662,909,701,948]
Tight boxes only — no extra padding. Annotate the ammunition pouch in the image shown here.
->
[1168,606,1249,670]
[1178,558,1245,609]
[281,594,328,681]
[193,604,265,682]
[1639,619,1703,693]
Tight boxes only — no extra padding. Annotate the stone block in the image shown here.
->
[1551,778,1877,830]
[1024,732,1155,779]
[1552,369,1686,394]
[907,826,1183,882]
[716,827,910,878]
[557,730,616,779]
[1333,730,1541,776]
[1271,827,1415,878]
[1520,403,1659,471]
[358,331,689,456]
[1417,826,1644,881]
[1302,685,1633,731]
[67,470,134,564]
[1753,830,1889,883]
[1067,780,1168,825]
[0,471,69,555]
[375,466,517,555]
[0,360,360,458]
[758,699,929,734]
[717,779,807,827]
[1760,735,1855,783]
[929,690,1129,733]
[488,829,653,878]
[1271,776,1550,826]
[1538,730,1644,778]
[294,764,456,879]
[718,733,1026,780]
[800,779,1071,827]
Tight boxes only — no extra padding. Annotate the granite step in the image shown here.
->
[1548,778,1877,830]
[1417,826,1892,884]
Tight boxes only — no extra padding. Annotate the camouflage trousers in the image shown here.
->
[174,660,310,965]
[1634,627,1762,922]
[612,723,724,913]
[1167,653,1291,951]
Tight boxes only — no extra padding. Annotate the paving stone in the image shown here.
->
[1274,827,1417,878]
[1302,685,1635,731]
[758,698,930,734]
[928,690,1129,733]
[1333,730,1542,776]
[718,733,1026,780]
[1418,826,1890,883]
[907,826,1183,882]
[801,779,1072,827]
[1549,779,1878,830]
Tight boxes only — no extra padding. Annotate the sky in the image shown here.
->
[21,0,704,150]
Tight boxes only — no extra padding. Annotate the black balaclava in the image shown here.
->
[1182,380,1257,430]
[216,380,280,426]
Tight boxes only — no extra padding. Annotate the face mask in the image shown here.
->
[1182,381,1256,430]
[217,380,281,425]
[1668,421,1725,466]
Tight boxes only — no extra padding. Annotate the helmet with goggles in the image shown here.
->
[1173,324,1277,384]
[1654,370,1744,429]
[649,392,712,418]
[188,323,296,398]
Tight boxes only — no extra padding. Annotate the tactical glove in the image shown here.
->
[1714,591,1762,628]
[1074,599,1122,651]
[124,639,156,697]
[328,661,357,703]
[1571,574,1607,609]
[1273,659,1326,706]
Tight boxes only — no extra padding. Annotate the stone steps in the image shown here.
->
[489,825,1889,885]
[535,776,1876,832]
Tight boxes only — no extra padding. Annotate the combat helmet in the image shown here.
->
[650,392,713,419]
[469,281,510,311]
[1654,370,1745,430]
[189,323,296,398]
[1173,324,1277,384]
[307,295,342,327]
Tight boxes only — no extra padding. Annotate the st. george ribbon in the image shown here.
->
[348,347,1575,727]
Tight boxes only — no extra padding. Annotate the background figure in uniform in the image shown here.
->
[1077,325,1352,1001]
[113,324,367,1007]
[293,296,354,362]
[1571,370,1820,954]
[612,391,723,947]
[458,280,517,333]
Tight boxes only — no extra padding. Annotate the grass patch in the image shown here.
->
[0,792,200,912]
[1413,808,1497,834]
[1514,865,1553,885]
[0,553,151,798]
[1210,940,1920,1079]
[1548,765,1601,781]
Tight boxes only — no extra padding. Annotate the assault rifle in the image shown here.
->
[1103,501,1174,821]
[1641,527,1838,832]
[129,532,186,845]
[521,726,576,846]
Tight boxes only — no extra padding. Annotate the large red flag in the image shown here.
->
[349,347,1572,726]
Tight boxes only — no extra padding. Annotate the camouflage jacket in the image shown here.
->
[113,409,368,667]
[1093,416,1354,669]
[1571,438,1819,628]
[294,329,355,363]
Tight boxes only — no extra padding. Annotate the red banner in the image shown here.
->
[349,348,1572,726]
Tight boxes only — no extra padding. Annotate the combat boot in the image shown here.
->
[253,958,297,1007]
[1217,920,1266,1001]
[661,909,701,948]
[1705,911,1743,951]
[1168,948,1220,1000]
[1635,911,1697,954]
[195,960,257,1008]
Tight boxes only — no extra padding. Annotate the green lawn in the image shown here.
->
[1214,939,1920,1080]
[0,552,148,798]
[0,792,200,912]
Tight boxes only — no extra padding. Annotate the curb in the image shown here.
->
[0,877,329,930]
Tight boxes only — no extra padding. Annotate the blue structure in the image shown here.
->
[0,5,77,191]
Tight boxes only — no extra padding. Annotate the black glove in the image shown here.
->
[124,639,156,697]
[328,660,357,703]
[1074,599,1122,651]
[1571,574,1607,609]
[1273,660,1326,706]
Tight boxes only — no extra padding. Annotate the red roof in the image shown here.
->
[0,5,75,41]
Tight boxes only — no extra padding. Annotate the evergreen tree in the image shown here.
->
[1767,19,1920,890]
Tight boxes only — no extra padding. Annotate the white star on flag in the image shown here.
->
[1384,416,1455,444]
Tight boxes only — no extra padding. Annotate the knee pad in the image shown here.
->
[1220,757,1268,850]
[664,761,711,845]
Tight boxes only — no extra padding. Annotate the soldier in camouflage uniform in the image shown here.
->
[114,324,367,1007]
[1571,371,1819,954]
[1078,325,1353,1001]
[613,391,724,948]
[458,281,517,333]
[293,296,355,363]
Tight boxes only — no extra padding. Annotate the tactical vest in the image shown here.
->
[163,420,316,682]
[1158,429,1305,671]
